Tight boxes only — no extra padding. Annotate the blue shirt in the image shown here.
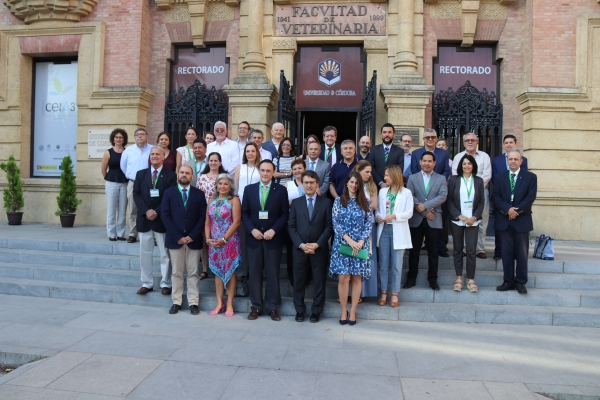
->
[330,160,358,197]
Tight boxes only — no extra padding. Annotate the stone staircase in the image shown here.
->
[0,235,599,327]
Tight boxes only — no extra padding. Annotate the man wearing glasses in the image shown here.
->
[120,128,153,243]
[451,132,492,259]
[235,121,251,161]
[206,121,241,174]
[410,129,451,178]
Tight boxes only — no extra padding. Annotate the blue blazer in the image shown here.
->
[491,170,537,233]
[241,181,290,249]
[161,186,207,250]
[410,147,451,178]
[262,140,279,160]
[133,167,177,233]
[492,154,528,181]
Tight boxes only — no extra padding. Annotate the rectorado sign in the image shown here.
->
[275,3,386,36]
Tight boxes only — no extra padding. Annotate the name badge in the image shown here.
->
[150,189,159,197]
[464,200,473,210]
[510,194,514,202]
[259,210,269,219]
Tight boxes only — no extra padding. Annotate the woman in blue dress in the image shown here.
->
[330,172,373,325]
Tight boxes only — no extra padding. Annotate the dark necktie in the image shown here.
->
[182,188,188,205]
[510,173,516,192]
[384,146,390,162]
[152,169,157,187]
[307,197,314,219]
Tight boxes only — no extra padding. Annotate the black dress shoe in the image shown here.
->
[403,280,416,289]
[429,282,440,291]
[109,237,117,241]
[496,282,516,291]
[438,250,449,258]
[339,311,348,325]
[161,287,172,295]
[117,237,126,241]
[295,312,304,322]
[516,284,528,294]
[190,305,200,315]
[247,308,261,320]
[493,253,502,261]
[269,310,281,321]
[169,304,181,314]
[127,236,137,243]
[310,313,320,323]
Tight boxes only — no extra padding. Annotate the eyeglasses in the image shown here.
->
[135,133,147,137]
[238,127,248,131]
[424,136,437,140]
[464,139,477,143]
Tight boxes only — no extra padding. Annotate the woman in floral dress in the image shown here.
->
[205,173,241,317]
[330,171,373,325]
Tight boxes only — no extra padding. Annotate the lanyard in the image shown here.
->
[260,183,271,210]
[462,176,473,199]
[195,159,205,175]
[387,190,398,215]
[423,174,432,196]
[325,147,334,161]
[152,170,160,188]
[185,145,193,162]
[177,185,189,207]
[246,164,256,186]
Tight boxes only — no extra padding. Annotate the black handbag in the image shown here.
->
[235,276,249,297]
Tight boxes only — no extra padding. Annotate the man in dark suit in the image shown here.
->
[133,146,177,295]
[410,128,451,178]
[319,126,342,167]
[367,123,405,189]
[405,151,448,290]
[242,159,290,321]
[491,134,529,260]
[288,170,333,323]
[492,149,537,294]
[161,164,207,315]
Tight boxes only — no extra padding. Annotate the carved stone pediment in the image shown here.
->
[2,0,98,23]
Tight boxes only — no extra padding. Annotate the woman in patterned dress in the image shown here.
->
[175,127,198,173]
[205,173,241,317]
[330,171,373,325]
[273,137,297,184]
[196,152,226,279]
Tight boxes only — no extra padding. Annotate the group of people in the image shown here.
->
[100,120,537,324]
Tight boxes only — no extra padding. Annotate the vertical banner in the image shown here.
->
[33,61,78,177]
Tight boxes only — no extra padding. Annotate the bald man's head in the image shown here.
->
[358,136,371,156]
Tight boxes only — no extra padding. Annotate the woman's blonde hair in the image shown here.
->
[384,165,404,192]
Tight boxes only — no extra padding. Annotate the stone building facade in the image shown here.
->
[0,0,598,241]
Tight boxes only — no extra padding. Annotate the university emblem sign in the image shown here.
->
[318,58,341,87]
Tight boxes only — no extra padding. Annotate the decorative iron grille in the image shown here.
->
[164,80,228,149]
[432,80,503,159]
[361,70,377,140]
[277,70,297,141]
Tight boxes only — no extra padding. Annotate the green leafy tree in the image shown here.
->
[0,155,24,213]
[55,155,81,215]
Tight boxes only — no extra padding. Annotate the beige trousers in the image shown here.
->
[171,244,201,306]
[127,180,138,238]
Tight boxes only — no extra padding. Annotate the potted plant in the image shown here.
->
[55,155,81,227]
[0,154,25,225]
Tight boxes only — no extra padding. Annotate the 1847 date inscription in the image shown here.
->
[275,3,386,37]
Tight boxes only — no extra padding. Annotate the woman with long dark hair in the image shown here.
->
[329,172,373,325]
[176,126,198,172]
[273,137,297,184]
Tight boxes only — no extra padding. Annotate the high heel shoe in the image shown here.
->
[339,311,349,325]
[210,300,226,315]
[348,311,357,326]
[225,301,234,317]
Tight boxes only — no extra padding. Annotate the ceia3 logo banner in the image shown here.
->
[318,58,341,87]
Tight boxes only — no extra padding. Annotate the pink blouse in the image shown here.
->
[198,174,217,199]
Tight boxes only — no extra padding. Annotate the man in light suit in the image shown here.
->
[133,146,177,295]
[492,149,537,294]
[288,170,333,323]
[319,126,342,167]
[367,123,405,189]
[242,160,290,321]
[405,151,448,290]
[491,134,529,260]
[161,164,207,314]
[305,141,330,195]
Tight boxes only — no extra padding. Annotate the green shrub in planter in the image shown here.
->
[55,155,82,216]
[0,154,24,213]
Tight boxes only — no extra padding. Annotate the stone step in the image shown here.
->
[1,277,599,327]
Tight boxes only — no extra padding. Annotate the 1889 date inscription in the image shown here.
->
[275,3,386,36]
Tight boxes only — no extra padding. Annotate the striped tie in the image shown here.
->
[384,146,390,162]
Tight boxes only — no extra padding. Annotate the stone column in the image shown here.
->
[236,0,268,84]
[389,0,424,85]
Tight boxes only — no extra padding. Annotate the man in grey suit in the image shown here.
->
[405,151,448,290]
[304,141,331,196]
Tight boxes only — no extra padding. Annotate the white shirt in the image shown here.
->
[324,145,337,164]
[452,175,480,227]
[509,168,520,186]
[207,138,241,175]
[236,138,248,162]
[421,170,433,190]
[120,143,153,180]
[259,147,273,161]
[150,166,163,187]
[238,164,259,203]
[451,150,492,187]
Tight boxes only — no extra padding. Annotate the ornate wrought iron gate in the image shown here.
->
[277,70,297,141]
[432,80,503,159]
[164,80,229,149]
[360,70,377,140]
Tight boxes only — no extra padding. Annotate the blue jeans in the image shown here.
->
[378,224,405,293]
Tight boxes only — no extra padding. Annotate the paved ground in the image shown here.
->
[0,294,599,399]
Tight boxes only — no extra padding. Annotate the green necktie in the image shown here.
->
[261,185,268,210]
[510,173,516,192]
